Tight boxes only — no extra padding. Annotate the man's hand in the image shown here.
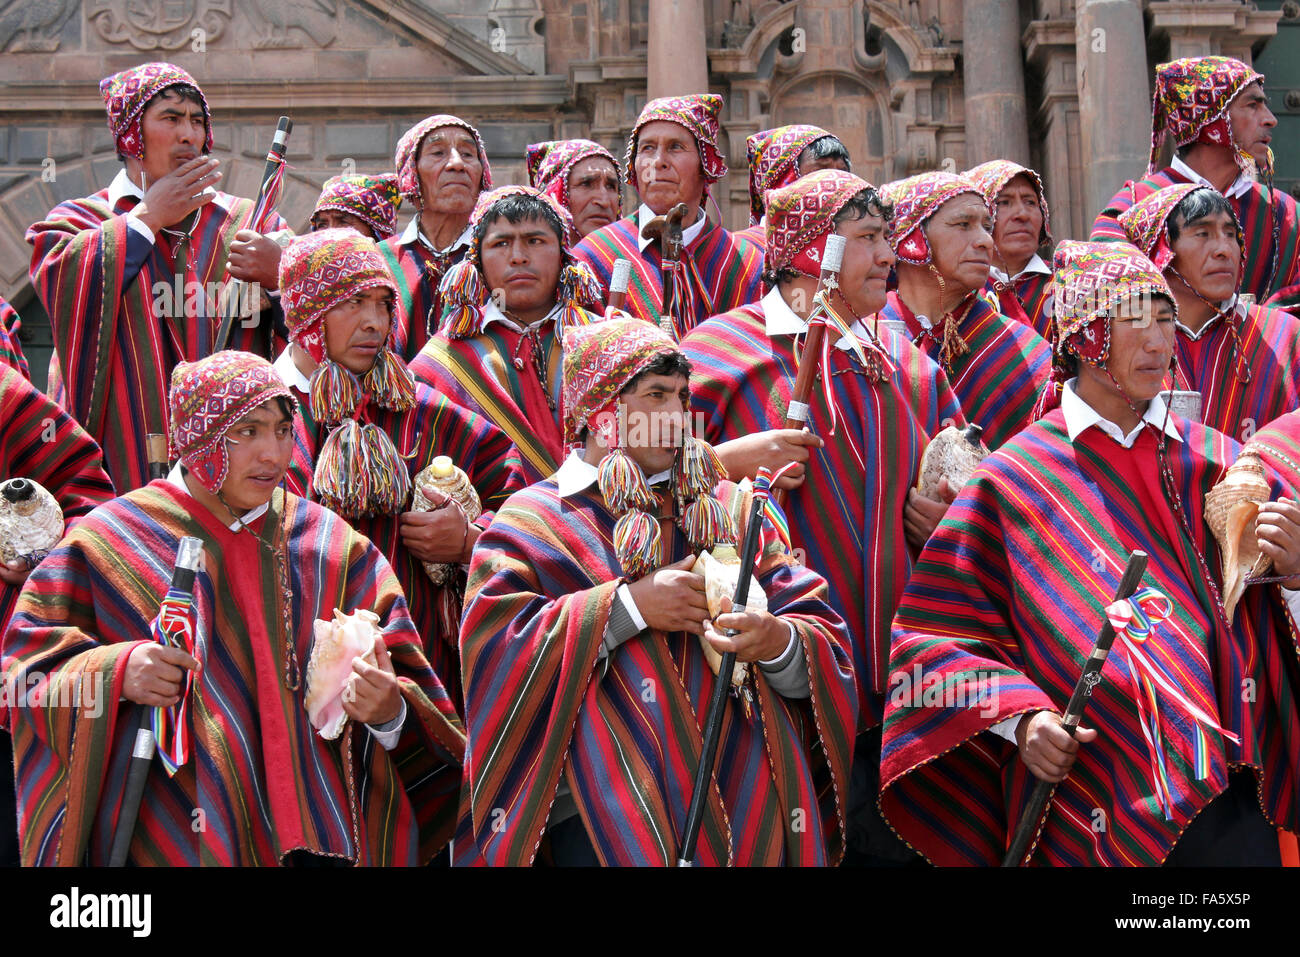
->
[400,488,471,564]
[714,429,824,490]
[1257,498,1300,587]
[226,229,284,288]
[1015,710,1097,783]
[704,597,791,664]
[123,643,200,708]
[342,637,403,727]
[134,156,220,234]
[904,478,957,549]
[0,558,31,588]
[625,556,710,635]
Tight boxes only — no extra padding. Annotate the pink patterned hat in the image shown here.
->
[1150,56,1266,176]
[526,138,621,214]
[100,62,211,162]
[745,125,833,225]
[624,94,728,190]
[878,171,984,266]
[313,173,402,240]
[965,159,1052,247]
[765,169,877,277]
[562,317,679,444]
[394,114,493,204]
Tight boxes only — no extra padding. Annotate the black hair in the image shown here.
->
[119,84,208,162]
[472,194,566,262]
[797,135,852,172]
[1167,189,1237,242]
[273,395,296,422]
[762,186,892,286]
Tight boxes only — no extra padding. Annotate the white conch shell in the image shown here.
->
[410,455,482,584]
[1205,450,1272,624]
[0,478,64,566]
[917,424,989,499]
[690,546,767,689]
[305,608,382,740]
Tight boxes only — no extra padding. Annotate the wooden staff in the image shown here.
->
[1002,549,1148,866]
[214,116,292,354]
[146,434,169,481]
[607,258,632,313]
[640,202,688,337]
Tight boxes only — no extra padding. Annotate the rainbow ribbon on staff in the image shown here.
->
[1107,586,1240,820]
[753,462,798,554]
[148,587,197,776]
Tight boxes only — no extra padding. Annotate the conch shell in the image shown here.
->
[690,545,767,689]
[917,423,989,499]
[305,608,382,739]
[1205,449,1272,624]
[0,478,64,566]
[410,455,482,584]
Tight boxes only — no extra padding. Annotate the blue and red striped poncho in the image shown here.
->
[458,478,858,866]
[376,234,469,362]
[683,301,962,729]
[26,188,285,493]
[570,214,763,338]
[981,269,1054,344]
[879,289,1051,450]
[1092,166,1300,303]
[882,412,1300,865]
[3,483,466,866]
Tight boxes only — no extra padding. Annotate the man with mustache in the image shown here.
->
[1092,57,1299,305]
[26,63,287,493]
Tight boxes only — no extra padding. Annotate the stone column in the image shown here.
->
[963,0,1031,165]
[1026,15,1084,239]
[1075,0,1149,224]
[647,0,709,99]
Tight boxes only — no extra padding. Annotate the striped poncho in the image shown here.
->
[459,478,857,866]
[1092,167,1300,302]
[683,302,962,728]
[3,483,467,866]
[882,412,1300,865]
[981,270,1054,343]
[1173,301,1300,442]
[880,290,1051,449]
[570,215,763,338]
[408,308,601,485]
[0,297,29,379]
[284,379,521,707]
[376,234,467,361]
[25,189,284,492]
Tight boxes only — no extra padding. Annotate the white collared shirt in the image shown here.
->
[1175,296,1245,342]
[165,462,270,530]
[1171,153,1253,201]
[1060,378,1182,448]
[635,203,708,254]
[479,298,563,335]
[397,216,473,256]
[272,346,312,395]
[989,252,1052,286]
[760,286,869,352]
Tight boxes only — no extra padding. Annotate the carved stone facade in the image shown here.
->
[0,0,1289,386]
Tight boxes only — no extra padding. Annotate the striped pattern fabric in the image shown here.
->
[409,312,594,485]
[1248,410,1300,493]
[4,483,466,866]
[570,215,763,338]
[1092,167,1300,301]
[982,271,1054,343]
[25,189,281,492]
[683,303,962,728]
[1174,302,1300,442]
[376,235,466,361]
[882,413,1300,865]
[284,380,522,709]
[0,364,115,720]
[0,297,30,379]
[880,290,1051,449]
[459,478,857,866]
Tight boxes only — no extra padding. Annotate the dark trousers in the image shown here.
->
[0,731,16,866]
[1164,771,1282,867]
[842,725,926,867]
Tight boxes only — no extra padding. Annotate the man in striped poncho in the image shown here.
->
[2,351,466,866]
[1092,57,1299,305]
[883,241,1300,865]
[26,63,287,494]
[570,94,763,339]
[1117,183,1300,443]
[458,317,856,866]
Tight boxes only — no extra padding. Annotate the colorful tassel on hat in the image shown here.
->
[682,494,736,551]
[613,509,662,580]
[359,422,413,514]
[314,420,372,517]
[598,446,658,513]
[363,346,417,412]
[309,358,363,425]
[555,261,603,332]
[438,259,487,339]
[674,429,725,501]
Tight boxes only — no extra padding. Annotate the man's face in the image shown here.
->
[835,211,895,317]
[323,286,394,376]
[1103,296,1176,402]
[796,149,849,177]
[310,208,375,239]
[1168,209,1241,303]
[634,121,706,215]
[1227,81,1276,167]
[567,157,620,237]
[139,88,207,184]
[991,174,1044,267]
[218,400,295,512]
[618,372,690,476]
[924,193,995,293]
[416,126,483,215]
[477,214,564,319]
